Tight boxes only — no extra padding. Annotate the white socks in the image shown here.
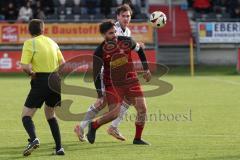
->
[80,104,98,129]
[80,101,130,129]
[111,101,129,128]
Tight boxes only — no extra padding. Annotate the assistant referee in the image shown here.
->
[20,19,65,156]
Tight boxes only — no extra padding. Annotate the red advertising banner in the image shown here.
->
[0,23,154,44]
[0,50,156,73]
[0,51,21,72]
[1,25,19,42]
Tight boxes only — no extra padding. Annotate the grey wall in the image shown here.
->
[197,48,237,65]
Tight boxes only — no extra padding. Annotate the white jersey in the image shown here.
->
[115,21,131,37]
[114,21,140,51]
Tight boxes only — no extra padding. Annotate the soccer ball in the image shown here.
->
[150,11,167,28]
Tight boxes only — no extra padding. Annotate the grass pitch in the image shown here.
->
[0,66,240,160]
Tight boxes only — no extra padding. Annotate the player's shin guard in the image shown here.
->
[111,101,129,128]
[80,104,99,129]
[48,117,62,151]
[22,116,37,142]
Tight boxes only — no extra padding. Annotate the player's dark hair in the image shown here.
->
[116,4,132,15]
[99,19,115,34]
[28,19,44,36]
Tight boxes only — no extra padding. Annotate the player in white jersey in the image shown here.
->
[115,21,131,37]
[74,4,145,142]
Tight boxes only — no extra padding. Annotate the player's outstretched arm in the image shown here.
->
[93,47,104,98]
[143,69,151,82]
[136,48,152,82]
[137,42,145,49]
[132,39,151,82]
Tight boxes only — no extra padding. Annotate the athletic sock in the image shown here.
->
[80,104,98,129]
[134,123,144,139]
[92,121,100,129]
[22,116,36,142]
[111,101,129,128]
[47,117,61,151]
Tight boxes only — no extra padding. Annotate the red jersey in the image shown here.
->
[93,36,148,97]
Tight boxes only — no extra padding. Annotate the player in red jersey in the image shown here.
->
[74,4,145,142]
[86,20,151,145]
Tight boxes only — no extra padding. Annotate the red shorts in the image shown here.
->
[105,82,143,105]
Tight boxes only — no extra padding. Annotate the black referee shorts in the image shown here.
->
[24,72,61,108]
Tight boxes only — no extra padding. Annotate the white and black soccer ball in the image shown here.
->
[150,11,167,28]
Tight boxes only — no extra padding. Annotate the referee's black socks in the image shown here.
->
[22,116,37,142]
[47,117,62,151]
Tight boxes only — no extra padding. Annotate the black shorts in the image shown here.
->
[24,72,61,108]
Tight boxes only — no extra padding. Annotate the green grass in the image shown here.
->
[1,66,240,160]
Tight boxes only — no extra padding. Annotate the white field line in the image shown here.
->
[202,77,240,86]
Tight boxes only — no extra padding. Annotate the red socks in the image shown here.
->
[92,121,100,129]
[134,123,144,139]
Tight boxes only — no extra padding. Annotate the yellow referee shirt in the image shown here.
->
[20,35,64,72]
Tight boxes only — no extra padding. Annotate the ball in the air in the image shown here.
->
[150,11,167,28]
